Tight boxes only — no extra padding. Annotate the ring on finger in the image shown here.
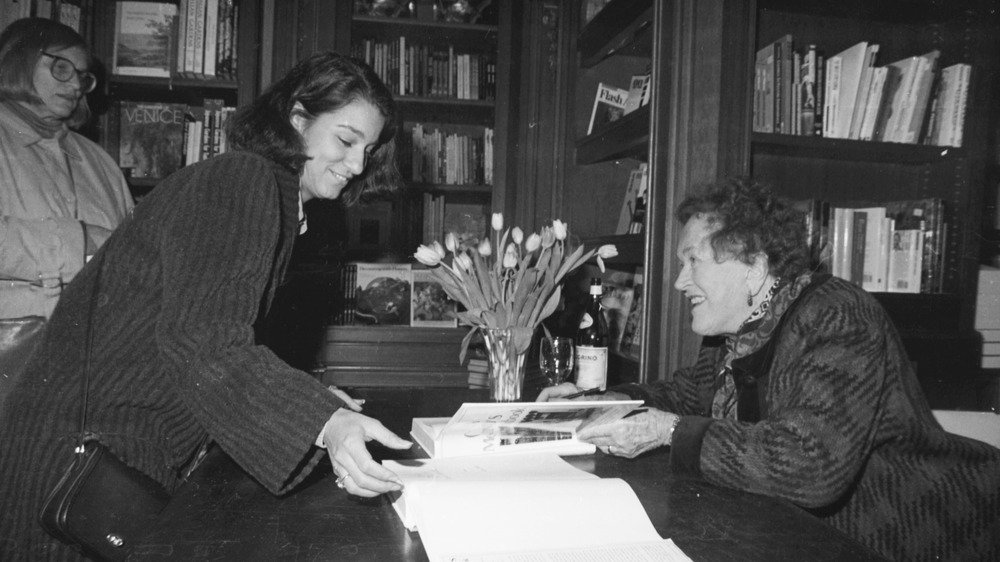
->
[336,474,348,489]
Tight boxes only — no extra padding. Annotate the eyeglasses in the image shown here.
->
[40,51,97,93]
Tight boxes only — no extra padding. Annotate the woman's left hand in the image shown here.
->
[320,409,412,497]
[576,409,677,459]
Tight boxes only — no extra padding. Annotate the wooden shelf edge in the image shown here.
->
[109,75,238,90]
[575,106,650,164]
[578,0,653,67]
[752,133,966,164]
[353,15,498,33]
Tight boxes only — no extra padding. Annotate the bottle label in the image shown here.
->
[578,312,594,330]
[575,345,608,390]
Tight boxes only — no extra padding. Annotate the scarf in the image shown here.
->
[1,99,66,139]
[710,272,812,420]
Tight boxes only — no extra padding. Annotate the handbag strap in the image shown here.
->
[75,256,104,454]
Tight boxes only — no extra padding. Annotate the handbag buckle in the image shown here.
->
[106,533,124,548]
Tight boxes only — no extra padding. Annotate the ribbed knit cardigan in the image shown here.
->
[0,151,343,561]
[614,274,1000,561]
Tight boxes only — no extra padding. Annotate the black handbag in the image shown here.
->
[38,261,171,561]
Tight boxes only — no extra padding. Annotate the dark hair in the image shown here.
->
[0,17,92,127]
[227,51,402,204]
[676,177,810,281]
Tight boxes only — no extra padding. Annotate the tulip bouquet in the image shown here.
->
[414,213,618,365]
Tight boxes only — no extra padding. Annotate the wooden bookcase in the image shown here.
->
[550,0,749,385]
[746,0,1000,408]
[86,0,262,200]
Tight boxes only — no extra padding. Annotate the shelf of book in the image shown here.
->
[575,105,649,164]
[577,0,653,68]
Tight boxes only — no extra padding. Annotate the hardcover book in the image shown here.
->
[587,82,628,134]
[118,102,188,180]
[112,1,178,78]
[410,400,643,459]
[887,229,923,294]
[354,263,412,325]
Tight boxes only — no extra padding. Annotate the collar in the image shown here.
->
[0,101,79,159]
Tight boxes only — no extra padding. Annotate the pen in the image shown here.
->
[563,387,604,400]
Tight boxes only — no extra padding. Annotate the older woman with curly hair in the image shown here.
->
[540,178,999,562]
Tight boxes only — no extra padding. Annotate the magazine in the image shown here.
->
[410,400,644,458]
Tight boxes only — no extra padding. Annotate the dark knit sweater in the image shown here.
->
[0,152,343,561]
[614,274,1000,562]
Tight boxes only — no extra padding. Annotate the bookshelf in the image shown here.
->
[86,0,262,200]
[319,3,517,261]
[746,0,1000,408]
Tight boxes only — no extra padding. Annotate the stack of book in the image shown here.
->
[799,198,946,294]
[350,37,496,100]
[111,0,239,81]
[976,266,1000,370]
[467,358,488,389]
[753,35,970,147]
[408,122,493,186]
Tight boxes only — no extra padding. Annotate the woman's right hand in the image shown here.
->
[320,409,411,498]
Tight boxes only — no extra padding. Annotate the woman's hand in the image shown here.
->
[536,382,581,402]
[320,409,411,497]
[576,409,678,459]
[537,383,634,403]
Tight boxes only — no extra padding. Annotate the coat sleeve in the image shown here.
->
[678,286,894,509]
[152,155,341,494]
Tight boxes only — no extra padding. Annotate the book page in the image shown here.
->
[445,539,693,562]
[413,479,662,561]
[383,453,599,530]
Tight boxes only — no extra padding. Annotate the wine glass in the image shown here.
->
[539,337,575,387]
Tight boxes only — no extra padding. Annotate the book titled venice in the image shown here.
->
[118,102,188,180]
[113,2,178,77]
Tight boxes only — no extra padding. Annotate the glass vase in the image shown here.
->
[482,327,526,402]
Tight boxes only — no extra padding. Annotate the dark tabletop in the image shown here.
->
[129,387,887,561]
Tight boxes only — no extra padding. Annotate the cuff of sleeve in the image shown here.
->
[314,393,352,448]
[669,416,714,477]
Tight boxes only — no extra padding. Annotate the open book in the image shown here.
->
[410,400,643,458]
[382,454,692,562]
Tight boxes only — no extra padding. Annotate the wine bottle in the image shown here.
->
[575,278,609,390]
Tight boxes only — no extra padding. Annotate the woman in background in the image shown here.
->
[0,18,133,319]
[541,178,1000,562]
[0,51,410,561]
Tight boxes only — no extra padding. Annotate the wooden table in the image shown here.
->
[129,388,887,561]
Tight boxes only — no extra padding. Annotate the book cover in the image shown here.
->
[822,55,842,138]
[846,43,879,139]
[587,82,628,134]
[799,44,819,135]
[887,229,923,294]
[411,269,458,328]
[616,164,647,235]
[411,400,643,459]
[858,66,888,141]
[928,63,971,147]
[884,198,945,294]
[354,263,412,325]
[773,34,793,134]
[623,72,651,115]
[898,50,940,144]
[619,266,644,359]
[855,207,889,292]
[826,41,870,138]
[118,102,188,180]
[754,40,775,133]
[112,1,178,78]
